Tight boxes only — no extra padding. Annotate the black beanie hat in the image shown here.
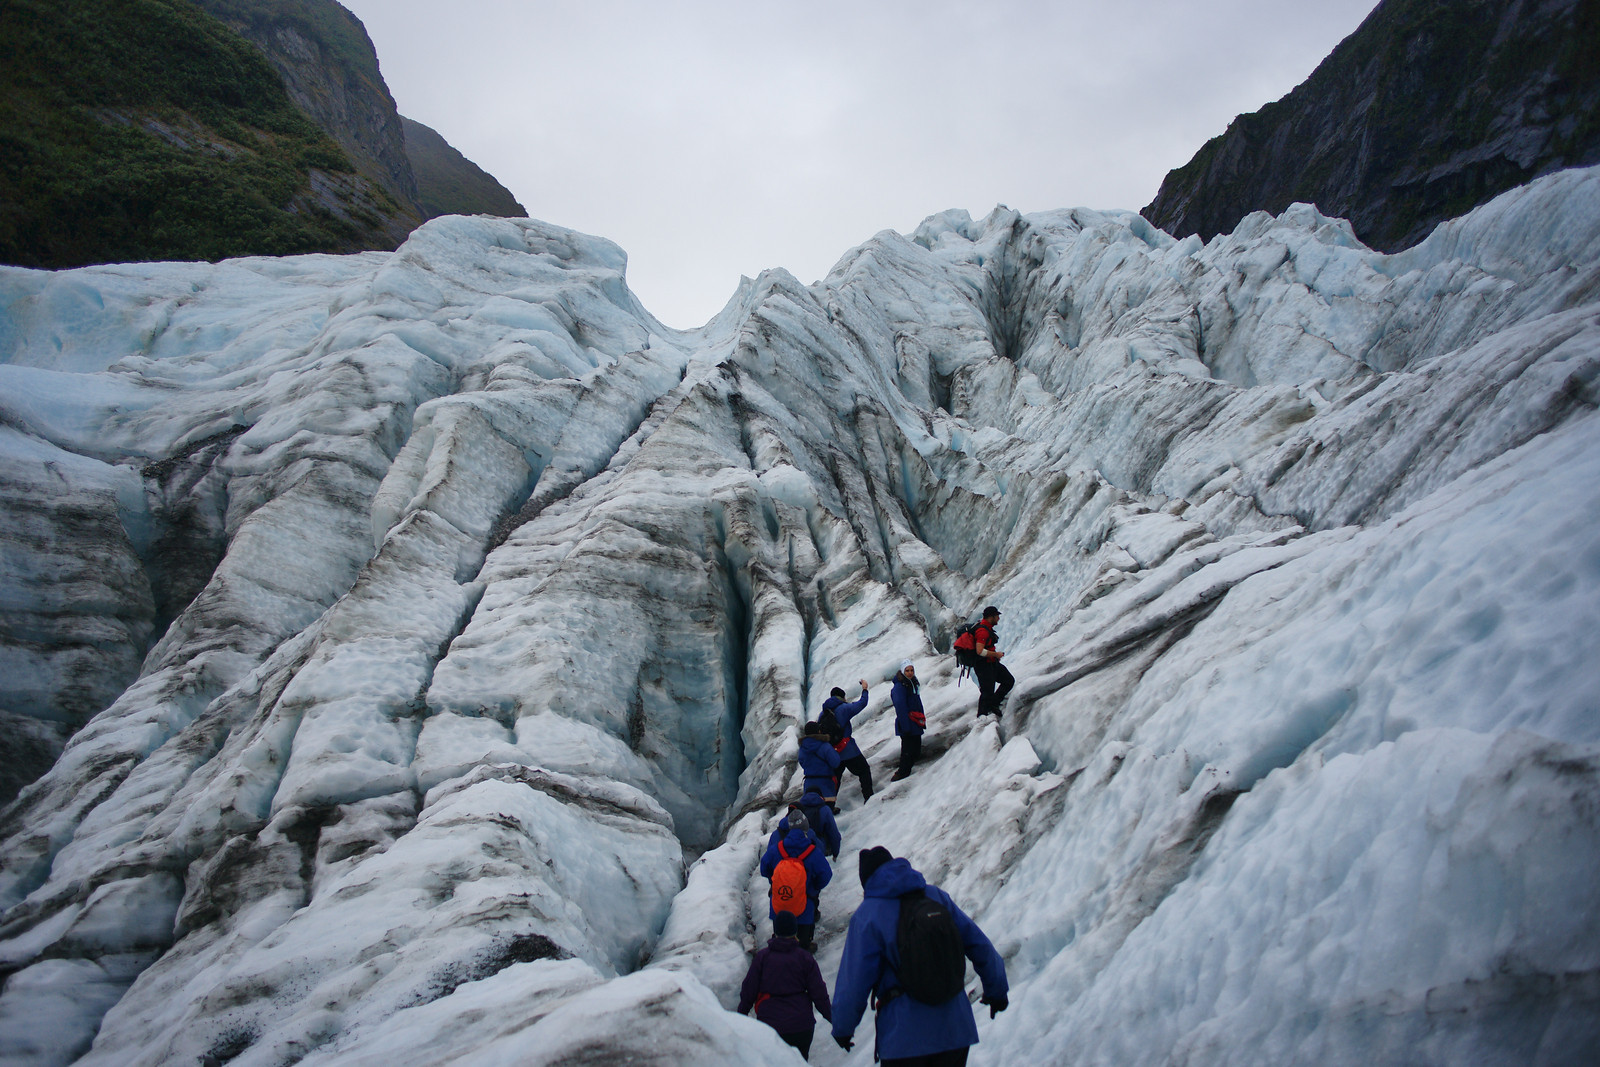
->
[859,846,893,887]
[773,911,798,937]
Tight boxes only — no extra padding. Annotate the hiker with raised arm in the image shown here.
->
[890,660,925,782]
[816,679,874,804]
[761,813,833,952]
[738,910,833,1061]
[830,847,1008,1066]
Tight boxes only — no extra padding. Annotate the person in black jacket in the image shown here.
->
[972,606,1013,718]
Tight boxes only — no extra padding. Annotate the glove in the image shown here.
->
[982,994,1008,1018]
[834,1034,854,1050]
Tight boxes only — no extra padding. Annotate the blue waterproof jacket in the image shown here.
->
[830,858,1007,1059]
[890,674,925,737]
[798,735,843,796]
[760,827,833,924]
[796,790,842,857]
[821,690,869,760]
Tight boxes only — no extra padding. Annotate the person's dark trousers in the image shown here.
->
[840,752,874,798]
[894,734,921,779]
[974,659,1014,716]
[882,1048,969,1067]
[797,919,815,952]
[779,1027,815,1058]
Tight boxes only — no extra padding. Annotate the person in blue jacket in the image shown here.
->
[760,820,833,952]
[819,679,873,804]
[889,660,926,782]
[798,721,843,804]
[795,789,841,858]
[765,805,836,862]
[831,847,1008,1065]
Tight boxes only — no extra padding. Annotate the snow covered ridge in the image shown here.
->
[0,168,1597,1064]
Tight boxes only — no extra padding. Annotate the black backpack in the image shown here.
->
[814,706,845,746]
[895,889,966,1004]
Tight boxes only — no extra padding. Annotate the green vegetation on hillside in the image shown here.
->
[403,117,528,220]
[0,0,400,268]
[194,0,384,86]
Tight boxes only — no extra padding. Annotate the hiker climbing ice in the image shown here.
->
[815,679,874,804]
[760,811,833,953]
[830,846,1009,1063]
[890,659,925,781]
[737,909,832,1061]
[953,606,1014,719]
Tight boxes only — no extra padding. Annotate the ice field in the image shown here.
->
[1,167,1598,1065]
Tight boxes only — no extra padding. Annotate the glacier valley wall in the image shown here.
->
[1,168,1599,1065]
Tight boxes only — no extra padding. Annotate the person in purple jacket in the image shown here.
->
[831,847,1008,1066]
[738,910,833,1059]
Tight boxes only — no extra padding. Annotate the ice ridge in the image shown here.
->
[0,170,1597,1065]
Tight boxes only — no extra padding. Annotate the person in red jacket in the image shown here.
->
[972,606,1013,718]
[738,910,833,1060]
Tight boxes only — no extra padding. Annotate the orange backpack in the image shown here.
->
[770,841,814,916]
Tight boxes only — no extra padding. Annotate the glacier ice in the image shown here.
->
[1,170,1598,1065]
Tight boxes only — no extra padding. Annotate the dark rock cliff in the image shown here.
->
[0,0,414,268]
[191,0,424,231]
[403,116,528,219]
[1142,0,1600,251]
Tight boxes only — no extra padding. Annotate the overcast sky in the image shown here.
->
[340,0,1380,329]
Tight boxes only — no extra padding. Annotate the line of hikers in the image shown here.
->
[740,607,1016,1064]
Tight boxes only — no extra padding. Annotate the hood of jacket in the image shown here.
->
[779,827,817,855]
[799,789,828,807]
[821,695,845,715]
[863,857,927,899]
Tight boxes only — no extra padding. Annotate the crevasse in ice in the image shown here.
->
[1,169,1598,1066]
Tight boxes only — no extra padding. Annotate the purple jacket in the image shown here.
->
[738,936,833,1035]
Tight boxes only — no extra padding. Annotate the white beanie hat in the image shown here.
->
[900,660,915,674]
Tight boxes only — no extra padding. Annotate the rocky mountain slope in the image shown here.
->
[192,0,423,218]
[197,0,530,222]
[1,164,1597,1064]
[0,0,525,272]
[403,117,527,220]
[1142,0,1600,251]
[0,0,416,269]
